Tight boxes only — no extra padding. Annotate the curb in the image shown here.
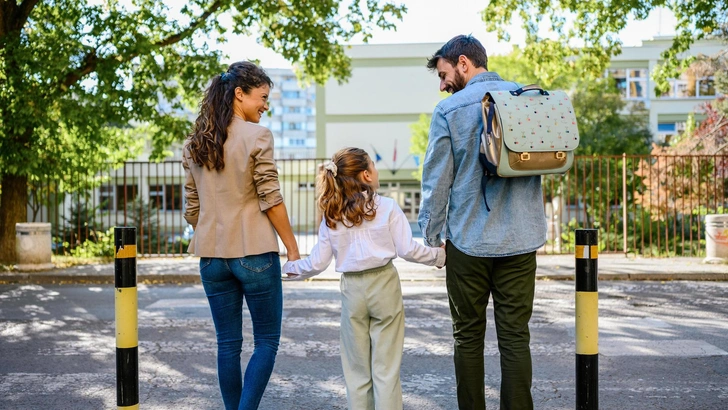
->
[2,272,727,285]
[538,273,728,281]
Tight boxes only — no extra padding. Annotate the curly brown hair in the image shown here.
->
[185,61,273,171]
[318,147,378,229]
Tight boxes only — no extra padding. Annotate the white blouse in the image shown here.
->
[283,195,446,279]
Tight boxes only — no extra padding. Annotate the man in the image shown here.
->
[418,35,547,410]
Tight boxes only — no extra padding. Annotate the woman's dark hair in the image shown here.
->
[318,147,377,229]
[186,61,273,170]
[426,34,488,71]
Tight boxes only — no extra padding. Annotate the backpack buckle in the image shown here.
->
[555,151,566,160]
[519,152,531,161]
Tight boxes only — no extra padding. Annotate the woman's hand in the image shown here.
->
[286,249,301,261]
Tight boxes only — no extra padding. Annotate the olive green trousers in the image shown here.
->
[445,242,537,410]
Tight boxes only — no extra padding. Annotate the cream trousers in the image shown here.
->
[339,261,404,410]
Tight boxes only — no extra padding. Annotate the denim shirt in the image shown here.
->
[418,72,547,257]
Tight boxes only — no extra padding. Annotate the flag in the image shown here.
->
[413,155,420,166]
[370,145,383,162]
[393,140,397,163]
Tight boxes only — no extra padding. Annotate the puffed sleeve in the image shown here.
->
[251,128,284,211]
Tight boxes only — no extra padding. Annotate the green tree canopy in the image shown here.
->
[0,0,406,264]
[570,80,653,156]
[482,0,727,92]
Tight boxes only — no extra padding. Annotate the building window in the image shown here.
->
[297,182,315,190]
[100,185,114,211]
[656,121,686,144]
[284,122,304,130]
[283,106,302,114]
[609,69,647,100]
[698,77,716,97]
[286,138,306,146]
[282,91,301,99]
[149,184,183,211]
[659,73,716,99]
[100,184,138,211]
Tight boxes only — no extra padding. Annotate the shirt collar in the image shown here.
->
[466,71,504,87]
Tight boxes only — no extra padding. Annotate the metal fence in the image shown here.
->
[28,155,727,258]
[542,154,727,256]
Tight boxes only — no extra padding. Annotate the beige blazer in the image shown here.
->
[182,116,283,258]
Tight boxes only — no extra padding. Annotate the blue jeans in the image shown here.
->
[199,253,282,410]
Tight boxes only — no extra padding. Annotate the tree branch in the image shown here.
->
[59,0,228,90]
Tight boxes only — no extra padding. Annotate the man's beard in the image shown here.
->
[448,70,467,94]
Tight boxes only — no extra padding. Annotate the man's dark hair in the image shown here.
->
[426,35,488,71]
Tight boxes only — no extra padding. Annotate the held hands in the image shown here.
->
[281,261,302,281]
[436,243,446,269]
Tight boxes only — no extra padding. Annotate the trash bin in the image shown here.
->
[704,214,728,264]
[15,223,55,271]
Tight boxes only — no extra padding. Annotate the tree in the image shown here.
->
[0,0,406,264]
[571,80,653,156]
[482,0,727,92]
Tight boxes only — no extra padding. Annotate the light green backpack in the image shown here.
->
[480,84,580,177]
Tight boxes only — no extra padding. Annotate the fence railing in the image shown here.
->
[542,154,727,257]
[27,155,727,258]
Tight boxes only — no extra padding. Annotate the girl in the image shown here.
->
[183,61,300,410]
[283,147,445,410]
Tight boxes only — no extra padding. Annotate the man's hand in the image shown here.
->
[436,243,446,269]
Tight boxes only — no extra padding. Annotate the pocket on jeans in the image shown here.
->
[199,257,213,271]
[238,252,274,273]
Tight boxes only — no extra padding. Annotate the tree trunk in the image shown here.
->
[0,173,28,265]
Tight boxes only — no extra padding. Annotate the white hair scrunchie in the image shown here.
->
[324,161,338,177]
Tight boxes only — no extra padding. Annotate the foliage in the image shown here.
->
[409,113,430,180]
[571,80,653,156]
[0,0,406,263]
[69,228,115,259]
[489,46,580,90]
[635,103,728,221]
[125,198,162,255]
[60,198,100,251]
[482,0,728,92]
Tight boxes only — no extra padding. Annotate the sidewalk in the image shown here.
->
[1,254,727,285]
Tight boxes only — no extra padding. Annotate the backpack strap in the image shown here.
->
[481,172,491,212]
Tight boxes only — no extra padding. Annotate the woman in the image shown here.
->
[182,61,300,410]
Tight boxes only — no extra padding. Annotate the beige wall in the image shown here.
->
[318,42,444,186]
[325,66,441,115]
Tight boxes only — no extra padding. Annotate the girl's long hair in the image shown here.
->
[318,147,378,229]
[185,61,273,171]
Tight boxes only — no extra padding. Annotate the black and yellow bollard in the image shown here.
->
[115,227,139,409]
[575,229,598,410]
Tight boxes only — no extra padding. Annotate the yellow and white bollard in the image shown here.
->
[115,227,139,409]
[575,229,598,410]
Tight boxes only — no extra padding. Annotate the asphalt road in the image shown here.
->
[1,280,727,409]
